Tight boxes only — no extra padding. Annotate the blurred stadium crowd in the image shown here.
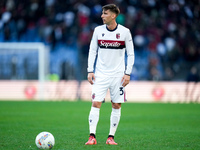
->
[0,0,199,81]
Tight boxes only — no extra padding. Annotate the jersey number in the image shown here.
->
[119,87,124,95]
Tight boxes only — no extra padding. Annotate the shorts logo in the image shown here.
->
[92,93,95,99]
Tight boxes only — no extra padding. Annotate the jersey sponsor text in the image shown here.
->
[98,40,125,49]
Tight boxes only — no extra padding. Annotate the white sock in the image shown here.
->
[109,108,121,136]
[89,107,100,135]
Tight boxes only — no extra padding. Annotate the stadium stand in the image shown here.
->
[0,0,199,81]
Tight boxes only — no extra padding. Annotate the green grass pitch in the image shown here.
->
[0,101,200,150]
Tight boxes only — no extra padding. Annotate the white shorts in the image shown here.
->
[91,76,126,103]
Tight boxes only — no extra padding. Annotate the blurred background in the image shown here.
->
[0,0,199,102]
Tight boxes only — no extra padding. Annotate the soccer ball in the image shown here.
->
[35,131,55,149]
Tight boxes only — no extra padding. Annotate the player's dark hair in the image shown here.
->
[102,4,120,17]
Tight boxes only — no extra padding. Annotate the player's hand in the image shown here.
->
[88,73,95,85]
[121,74,130,87]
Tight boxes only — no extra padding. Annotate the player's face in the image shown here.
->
[101,9,116,25]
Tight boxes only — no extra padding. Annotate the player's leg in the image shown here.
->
[106,102,121,145]
[109,102,121,136]
[85,101,101,145]
[86,77,109,145]
[88,102,101,137]
[106,77,125,145]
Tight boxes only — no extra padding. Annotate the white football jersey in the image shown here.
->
[87,24,134,77]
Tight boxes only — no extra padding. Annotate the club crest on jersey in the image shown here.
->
[102,33,105,37]
[116,33,120,39]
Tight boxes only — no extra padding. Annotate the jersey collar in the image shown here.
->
[106,24,118,32]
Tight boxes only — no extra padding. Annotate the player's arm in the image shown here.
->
[121,74,130,87]
[88,72,95,85]
[87,28,98,84]
[122,29,134,87]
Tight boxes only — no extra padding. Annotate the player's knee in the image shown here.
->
[92,101,102,108]
[112,103,121,109]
